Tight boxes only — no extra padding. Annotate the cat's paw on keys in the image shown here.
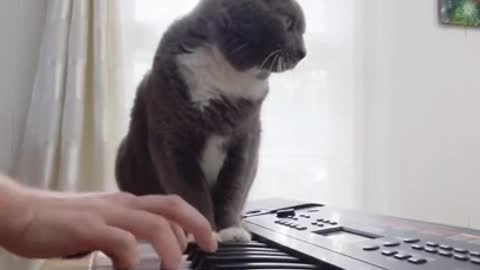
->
[216,227,251,242]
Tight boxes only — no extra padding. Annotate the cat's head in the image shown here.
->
[202,0,307,74]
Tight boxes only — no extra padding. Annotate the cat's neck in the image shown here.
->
[176,44,269,109]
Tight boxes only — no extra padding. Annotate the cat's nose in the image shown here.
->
[296,48,306,60]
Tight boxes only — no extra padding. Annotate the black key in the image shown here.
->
[192,253,303,269]
[219,242,268,248]
[317,219,324,222]
[411,244,424,250]
[472,258,480,265]
[203,254,301,264]
[454,254,469,261]
[438,250,453,257]
[394,253,412,260]
[297,226,308,231]
[213,262,318,270]
[274,220,281,224]
[381,250,398,256]
[471,251,480,257]
[408,257,427,265]
[215,251,290,257]
[425,247,437,254]
[425,242,438,248]
[384,241,400,247]
[439,244,452,250]
[454,247,469,254]
[329,222,338,225]
[363,245,380,251]
[217,247,281,253]
[311,222,318,225]
[403,238,420,244]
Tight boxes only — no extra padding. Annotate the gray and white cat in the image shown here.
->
[115,0,306,242]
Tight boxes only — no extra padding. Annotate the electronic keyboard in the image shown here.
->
[89,198,480,269]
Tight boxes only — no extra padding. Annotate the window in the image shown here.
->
[129,0,359,207]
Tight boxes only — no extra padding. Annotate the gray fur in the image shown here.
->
[115,0,306,230]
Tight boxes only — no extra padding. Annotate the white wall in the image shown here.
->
[362,0,480,229]
[0,0,48,175]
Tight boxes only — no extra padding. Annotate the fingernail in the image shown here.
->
[209,235,218,252]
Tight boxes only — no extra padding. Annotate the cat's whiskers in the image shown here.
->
[276,55,284,72]
[269,54,280,72]
[259,50,281,71]
[230,43,249,55]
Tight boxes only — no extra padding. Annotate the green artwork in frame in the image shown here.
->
[439,0,480,27]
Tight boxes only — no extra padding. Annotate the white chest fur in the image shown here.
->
[200,135,228,187]
[176,45,269,108]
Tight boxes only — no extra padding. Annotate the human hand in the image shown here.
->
[0,191,218,269]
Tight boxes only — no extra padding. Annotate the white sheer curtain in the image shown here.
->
[128,0,362,208]
[129,0,362,208]
[14,0,129,193]
[1,1,129,269]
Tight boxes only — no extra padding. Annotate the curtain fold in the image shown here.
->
[1,1,129,269]
[14,0,128,193]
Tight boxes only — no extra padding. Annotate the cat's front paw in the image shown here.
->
[216,226,252,243]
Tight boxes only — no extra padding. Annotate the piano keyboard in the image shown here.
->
[88,198,480,270]
[187,238,325,270]
[90,236,329,270]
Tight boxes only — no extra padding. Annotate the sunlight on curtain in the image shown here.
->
[129,0,359,208]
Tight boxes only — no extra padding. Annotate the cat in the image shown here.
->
[115,0,306,242]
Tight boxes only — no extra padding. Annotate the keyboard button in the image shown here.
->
[381,250,398,256]
[411,244,424,250]
[425,242,438,248]
[297,226,308,231]
[454,248,468,254]
[329,222,338,225]
[472,258,480,265]
[408,257,427,265]
[311,222,318,226]
[363,245,380,251]
[438,250,453,257]
[425,247,438,254]
[394,253,412,260]
[471,251,480,257]
[384,241,400,247]
[403,238,420,244]
[454,254,469,261]
[439,244,453,250]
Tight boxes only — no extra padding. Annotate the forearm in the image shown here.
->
[0,174,32,245]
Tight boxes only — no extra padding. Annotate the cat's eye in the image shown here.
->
[283,16,294,31]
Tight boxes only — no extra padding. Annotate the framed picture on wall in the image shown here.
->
[439,0,480,27]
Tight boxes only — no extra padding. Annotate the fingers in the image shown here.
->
[81,225,139,269]
[171,222,188,252]
[130,195,217,252]
[105,209,184,270]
